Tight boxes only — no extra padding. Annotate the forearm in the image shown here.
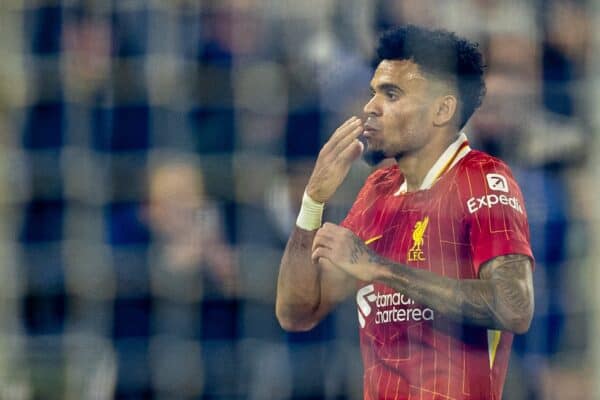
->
[371,252,533,333]
[276,116,364,331]
[377,263,500,329]
[276,227,321,330]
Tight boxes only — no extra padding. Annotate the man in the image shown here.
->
[276,25,534,400]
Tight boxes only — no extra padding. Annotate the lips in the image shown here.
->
[363,120,380,138]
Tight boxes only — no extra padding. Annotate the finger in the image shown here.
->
[319,223,349,239]
[322,117,357,149]
[338,139,365,162]
[321,222,340,230]
[339,116,359,129]
[312,236,334,255]
[332,118,362,146]
[318,222,342,238]
[332,124,364,155]
[312,230,335,253]
[322,117,362,152]
[333,116,360,138]
[311,246,330,264]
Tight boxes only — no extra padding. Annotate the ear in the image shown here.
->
[432,95,458,127]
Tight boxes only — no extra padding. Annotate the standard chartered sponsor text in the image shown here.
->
[376,306,434,324]
[374,291,434,324]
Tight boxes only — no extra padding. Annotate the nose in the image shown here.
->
[363,94,381,117]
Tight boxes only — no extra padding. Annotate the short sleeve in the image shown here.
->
[461,159,534,275]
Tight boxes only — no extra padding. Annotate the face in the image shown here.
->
[148,163,204,237]
[362,59,441,165]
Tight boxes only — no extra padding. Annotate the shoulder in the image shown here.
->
[349,165,399,211]
[459,150,515,175]
[455,150,527,216]
[342,165,399,230]
[362,164,401,193]
[455,150,522,192]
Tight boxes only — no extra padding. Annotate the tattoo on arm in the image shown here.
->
[375,254,534,332]
[349,235,367,264]
[475,254,533,330]
[368,250,396,269]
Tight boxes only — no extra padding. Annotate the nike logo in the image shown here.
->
[365,235,383,245]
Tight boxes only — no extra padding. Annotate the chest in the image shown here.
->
[352,186,475,279]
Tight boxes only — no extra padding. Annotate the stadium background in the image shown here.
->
[0,0,599,398]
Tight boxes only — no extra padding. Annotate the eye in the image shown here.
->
[386,91,399,100]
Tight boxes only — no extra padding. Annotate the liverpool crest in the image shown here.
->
[407,216,429,261]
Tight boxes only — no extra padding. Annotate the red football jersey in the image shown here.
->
[342,135,533,400]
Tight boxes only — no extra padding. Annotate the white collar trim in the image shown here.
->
[394,133,471,196]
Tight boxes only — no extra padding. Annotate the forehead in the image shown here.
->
[370,59,426,86]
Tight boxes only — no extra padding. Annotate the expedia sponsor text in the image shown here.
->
[467,194,523,214]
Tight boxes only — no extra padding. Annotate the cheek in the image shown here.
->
[381,106,405,129]
[396,103,432,131]
[384,100,422,121]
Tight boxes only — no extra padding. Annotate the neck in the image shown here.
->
[397,130,459,192]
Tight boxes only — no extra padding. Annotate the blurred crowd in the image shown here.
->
[0,0,596,399]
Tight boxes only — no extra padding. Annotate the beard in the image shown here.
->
[359,135,387,166]
[362,148,387,166]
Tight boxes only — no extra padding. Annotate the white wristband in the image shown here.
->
[296,191,325,231]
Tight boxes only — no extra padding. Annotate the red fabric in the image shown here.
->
[342,150,533,400]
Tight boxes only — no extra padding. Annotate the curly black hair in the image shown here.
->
[375,25,486,129]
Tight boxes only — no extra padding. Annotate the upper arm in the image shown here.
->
[479,254,534,333]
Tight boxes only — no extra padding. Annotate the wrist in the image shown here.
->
[305,186,326,204]
[296,191,325,231]
[366,250,398,283]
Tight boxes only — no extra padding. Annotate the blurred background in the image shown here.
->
[0,0,599,399]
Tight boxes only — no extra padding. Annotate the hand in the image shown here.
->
[311,223,377,282]
[306,116,364,203]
